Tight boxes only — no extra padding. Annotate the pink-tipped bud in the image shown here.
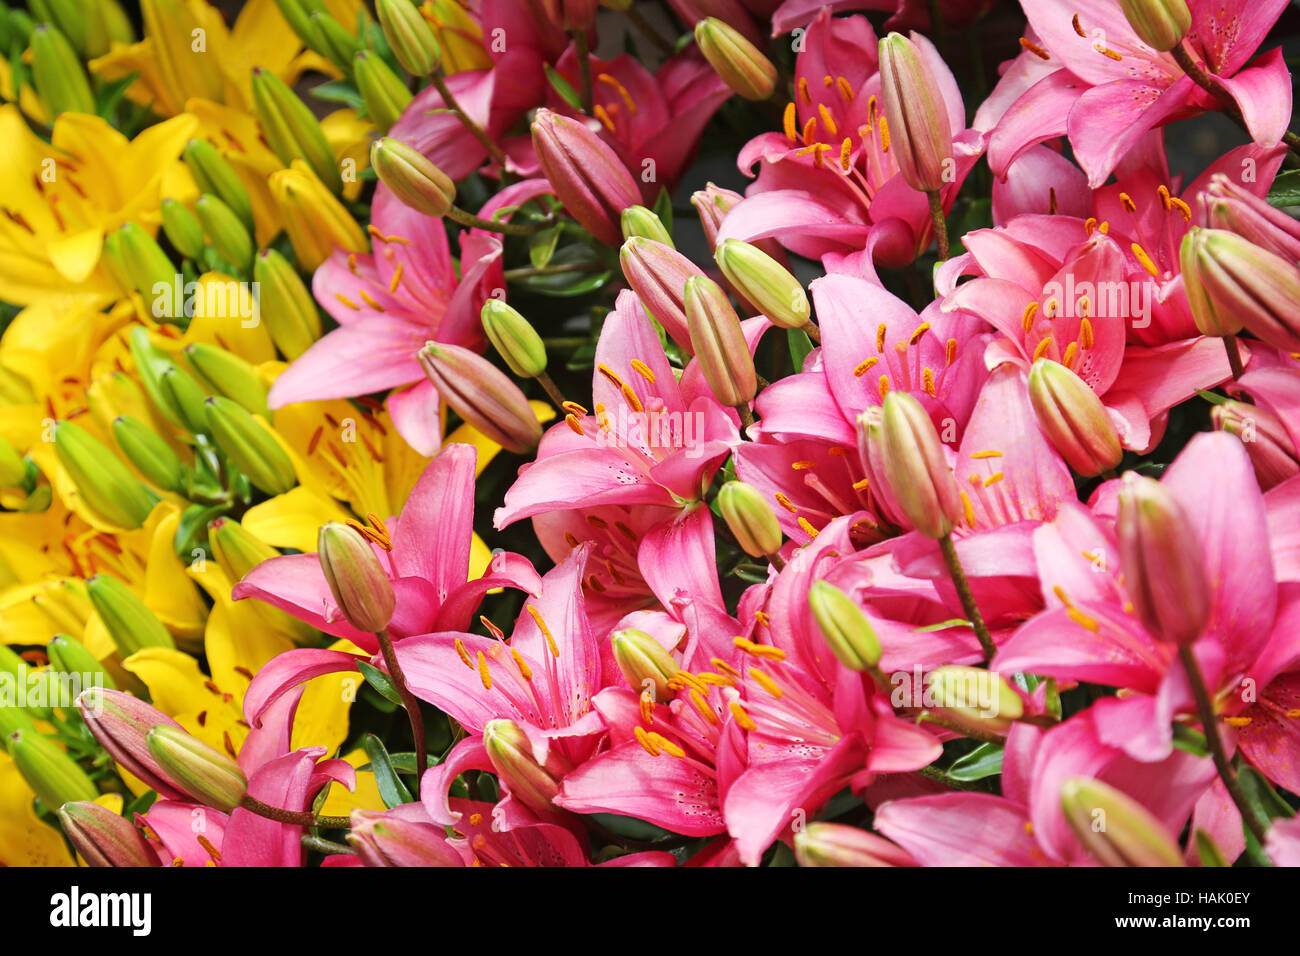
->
[878,32,955,194]
[482,718,567,817]
[684,275,757,408]
[58,801,161,867]
[1028,358,1124,477]
[794,822,916,867]
[531,108,642,247]
[694,17,776,101]
[1116,472,1209,645]
[1212,399,1300,490]
[690,183,788,263]
[317,522,396,633]
[1202,174,1300,262]
[855,407,907,530]
[347,807,464,866]
[1181,227,1300,349]
[619,237,703,352]
[77,687,188,800]
[1060,777,1185,866]
[877,391,962,539]
[418,343,543,454]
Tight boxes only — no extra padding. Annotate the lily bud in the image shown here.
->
[532,108,642,247]
[926,666,1024,734]
[610,628,679,701]
[620,205,674,247]
[1060,777,1185,866]
[1119,0,1190,52]
[317,522,395,633]
[1212,399,1300,490]
[182,140,256,234]
[183,343,269,418]
[114,223,180,319]
[30,24,95,116]
[159,365,210,435]
[483,718,563,816]
[347,808,463,866]
[808,580,882,671]
[619,237,702,352]
[1180,227,1300,351]
[160,199,206,261]
[418,343,543,454]
[58,802,160,867]
[203,397,297,495]
[269,161,368,270]
[377,0,442,76]
[370,137,456,218]
[129,328,189,427]
[877,391,962,539]
[714,239,810,329]
[355,50,414,135]
[9,730,98,809]
[272,0,329,47]
[78,687,187,798]
[0,701,37,742]
[111,416,184,493]
[211,518,317,643]
[87,573,175,656]
[195,195,255,274]
[481,300,547,378]
[1116,472,1209,645]
[253,249,321,359]
[142,0,224,106]
[878,32,954,194]
[46,634,117,691]
[424,0,492,72]
[252,68,343,194]
[147,725,247,811]
[794,822,916,867]
[694,17,775,101]
[1027,359,1123,477]
[308,11,361,74]
[684,275,757,407]
[718,481,782,558]
[1203,174,1300,262]
[53,420,157,530]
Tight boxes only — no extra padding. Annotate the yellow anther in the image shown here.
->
[1131,242,1159,277]
[639,689,655,723]
[1022,301,1038,333]
[1169,196,1191,221]
[802,116,818,143]
[729,701,757,731]
[876,323,888,351]
[621,382,644,413]
[358,289,385,311]
[1119,192,1136,213]
[837,76,855,102]
[971,450,1003,459]
[749,666,784,699]
[630,358,656,383]
[1094,44,1122,60]
[476,650,492,690]
[565,414,585,436]
[634,725,661,756]
[982,471,1004,487]
[961,490,976,527]
[877,374,891,400]
[690,689,719,724]
[389,263,404,293]
[510,647,533,681]
[852,477,871,492]
[879,116,890,152]
[1062,341,1079,369]
[798,517,820,538]
[909,322,931,345]
[1222,716,1252,727]
[649,732,685,758]
[526,604,560,657]
[774,491,799,514]
[783,101,798,142]
[1066,607,1100,632]
[335,293,361,311]
[1072,13,1086,36]
[699,672,736,688]
[712,658,741,678]
[1032,337,1054,362]
[594,103,616,132]
[854,356,879,377]
[1019,37,1051,59]
[840,138,853,172]
[923,368,936,396]
[455,638,474,669]
[1080,317,1095,349]
[799,76,811,103]
[946,337,958,366]
[818,103,838,138]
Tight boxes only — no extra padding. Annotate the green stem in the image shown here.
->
[938,533,997,661]
[376,627,426,797]
[303,834,354,856]
[1172,43,1300,162]
[240,795,351,829]
[926,190,949,261]
[1223,335,1244,381]
[445,204,556,236]
[574,30,594,114]
[502,262,604,280]
[429,72,509,169]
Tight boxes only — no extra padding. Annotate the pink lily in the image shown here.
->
[769,0,995,34]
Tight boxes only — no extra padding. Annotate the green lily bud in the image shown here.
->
[251,67,343,194]
[308,11,361,74]
[926,666,1024,734]
[1181,227,1300,351]
[1060,777,1185,866]
[610,628,679,701]
[0,698,38,740]
[87,574,176,656]
[714,239,810,329]
[694,17,776,101]
[46,634,117,692]
[684,275,757,408]
[1119,0,1190,52]
[147,725,248,811]
[114,223,181,320]
[794,822,916,867]
[376,0,442,76]
[53,421,158,529]
[878,391,962,539]
[128,327,189,428]
[9,730,98,809]
[878,32,956,194]
[195,194,255,274]
[272,0,330,48]
[181,140,256,234]
[203,397,297,495]
[30,24,95,116]
[0,644,50,723]
[418,343,543,454]
[253,249,322,359]
[317,521,395,632]
[160,198,207,261]
[718,481,782,558]
[98,0,134,45]
[183,343,269,418]
[808,580,882,671]
[159,365,211,435]
[354,50,414,135]
[1027,359,1123,478]
[481,299,547,379]
[370,137,456,218]
[483,718,564,817]
[210,518,317,643]
[58,801,160,867]
[111,415,184,493]
[620,205,674,247]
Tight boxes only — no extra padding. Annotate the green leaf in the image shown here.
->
[529,225,562,269]
[947,742,1004,781]
[587,812,677,842]
[123,790,158,817]
[1171,722,1208,758]
[311,79,365,111]
[386,752,437,774]
[1266,169,1300,208]
[1194,829,1229,867]
[362,733,413,809]
[1194,388,1230,406]
[357,660,402,707]
[910,618,972,633]
[545,64,582,111]
[172,503,226,559]
[787,327,813,372]
[1237,764,1295,820]
[652,187,674,236]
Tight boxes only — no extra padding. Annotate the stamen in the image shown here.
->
[946,338,958,366]
[783,102,798,142]
[712,658,741,678]
[1169,196,1191,220]
[477,651,492,690]
[389,263,404,293]
[982,471,1004,487]
[971,450,1003,459]
[1094,44,1122,60]
[749,667,784,699]
[690,689,718,724]
[1062,341,1078,369]
[877,375,890,400]
[510,647,533,681]
[630,358,656,383]
[818,103,838,137]
[639,689,655,723]
[840,138,853,172]
[836,77,854,102]
[1131,242,1159,277]
[909,322,931,346]
[1022,301,1038,333]
[1019,37,1051,59]
[876,323,888,351]
[1119,192,1136,213]
[1066,607,1100,632]
[802,116,817,143]
[799,77,811,104]
[774,491,799,514]
[922,368,936,396]
[566,414,585,435]
[525,605,560,657]
[562,400,587,416]
[1072,13,1086,36]
[879,117,890,152]
[621,383,644,413]
[729,701,757,731]
[358,289,385,311]
[1032,337,1054,362]
[854,357,879,377]
[961,490,976,527]
[634,725,661,756]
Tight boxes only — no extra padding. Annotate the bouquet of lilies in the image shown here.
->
[1,0,1299,869]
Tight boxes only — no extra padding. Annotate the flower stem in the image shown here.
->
[1223,335,1244,380]
[429,72,510,169]
[303,834,354,856]
[800,320,822,345]
[574,30,594,114]
[736,403,755,430]
[1172,43,1300,160]
[502,262,605,280]
[938,533,997,661]
[240,795,351,829]
[1177,645,1271,847]
[926,190,949,261]
[445,203,556,235]
[376,627,426,797]
[535,370,568,409]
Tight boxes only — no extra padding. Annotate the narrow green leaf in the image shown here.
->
[357,660,402,707]
[545,64,582,111]
[362,733,414,809]
[947,742,1005,781]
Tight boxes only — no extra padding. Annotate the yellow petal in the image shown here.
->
[317,748,387,817]
[0,753,76,866]
[46,228,105,284]
[242,486,349,552]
